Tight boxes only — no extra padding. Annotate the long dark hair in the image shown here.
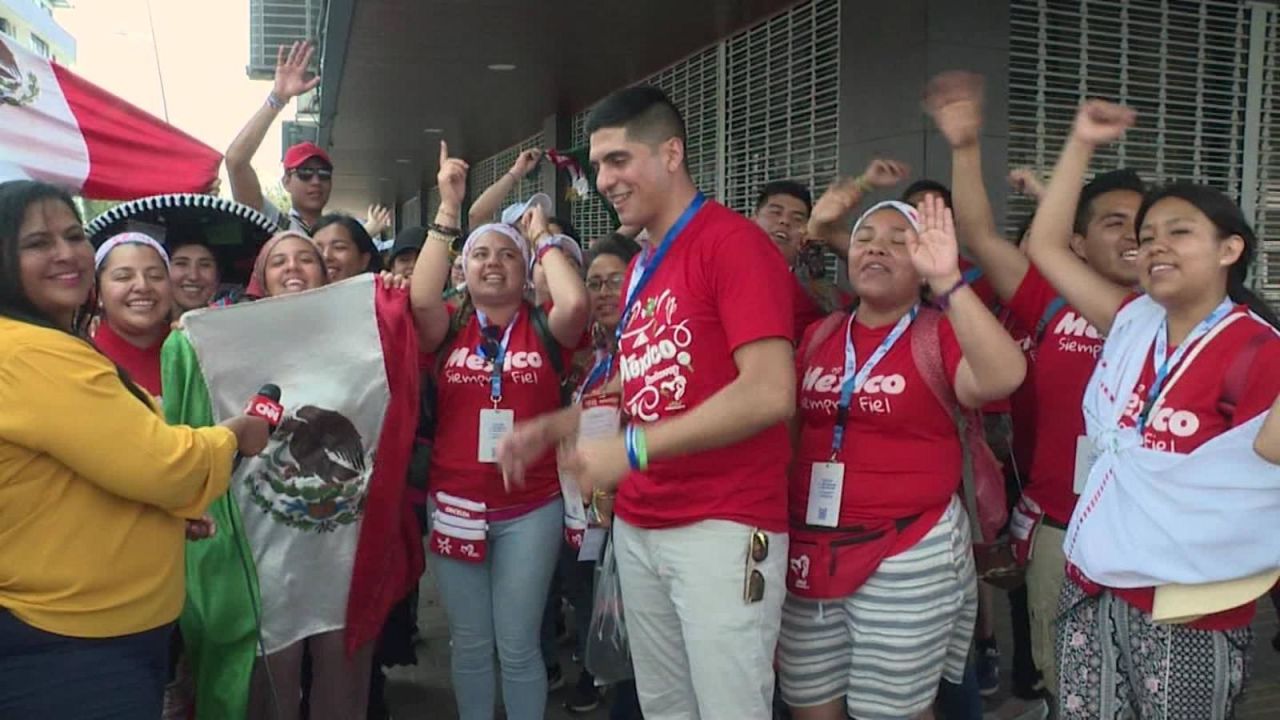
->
[1135,183,1280,330]
[312,213,383,273]
[0,180,152,406]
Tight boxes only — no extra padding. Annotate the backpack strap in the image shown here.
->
[529,305,565,378]
[909,308,1003,543]
[1035,296,1068,343]
[1218,329,1271,423]
[801,312,848,366]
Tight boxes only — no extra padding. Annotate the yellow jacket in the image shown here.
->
[0,317,236,637]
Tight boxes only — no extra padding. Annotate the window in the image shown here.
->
[0,18,11,37]
[31,34,51,59]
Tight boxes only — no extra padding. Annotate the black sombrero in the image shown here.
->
[85,194,278,286]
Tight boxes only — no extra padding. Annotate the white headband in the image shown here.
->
[850,200,922,241]
[94,232,170,271]
[462,223,531,272]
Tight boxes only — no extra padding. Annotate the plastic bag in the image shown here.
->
[584,536,634,684]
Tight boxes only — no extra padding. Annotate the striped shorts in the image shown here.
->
[777,496,978,719]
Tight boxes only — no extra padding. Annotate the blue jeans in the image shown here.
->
[0,608,171,719]
[937,660,983,719]
[430,496,563,720]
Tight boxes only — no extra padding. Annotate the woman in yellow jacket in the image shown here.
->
[0,180,271,719]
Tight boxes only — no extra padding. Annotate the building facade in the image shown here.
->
[0,0,74,65]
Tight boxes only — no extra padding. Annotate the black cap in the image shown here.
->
[389,225,426,260]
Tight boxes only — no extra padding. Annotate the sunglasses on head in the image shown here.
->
[744,529,768,604]
[290,168,333,182]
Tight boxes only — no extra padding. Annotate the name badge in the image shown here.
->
[579,397,622,442]
[579,527,607,562]
[478,408,515,463]
[1073,435,1099,494]
[805,461,845,528]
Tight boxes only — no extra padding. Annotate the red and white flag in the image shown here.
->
[0,35,221,199]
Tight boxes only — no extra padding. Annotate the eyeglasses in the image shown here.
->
[744,529,768,604]
[586,274,625,293]
[290,168,333,182]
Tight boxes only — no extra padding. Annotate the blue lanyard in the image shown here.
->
[608,192,707,379]
[830,307,917,459]
[476,309,518,406]
[574,351,612,405]
[1137,297,1234,432]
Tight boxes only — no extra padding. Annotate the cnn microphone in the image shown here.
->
[244,383,284,431]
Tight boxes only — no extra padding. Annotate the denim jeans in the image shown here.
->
[0,608,171,719]
[429,496,563,720]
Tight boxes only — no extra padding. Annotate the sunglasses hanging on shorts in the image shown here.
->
[744,529,768,603]
[290,168,333,182]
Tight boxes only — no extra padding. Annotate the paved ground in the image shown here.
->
[385,562,1280,719]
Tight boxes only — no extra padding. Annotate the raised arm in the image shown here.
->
[226,41,320,212]
[526,205,590,346]
[1024,101,1136,334]
[924,71,1028,302]
[806,159,910,259]
[468,149,542,227]
[411,141,468,352]
[911,195,1026,407]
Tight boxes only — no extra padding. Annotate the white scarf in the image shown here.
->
[1064,294,1280,588]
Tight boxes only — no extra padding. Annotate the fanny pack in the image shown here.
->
[429,492,488,563]
[787,515,921,599]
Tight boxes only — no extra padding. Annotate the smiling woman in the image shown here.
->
[92,233,174,397]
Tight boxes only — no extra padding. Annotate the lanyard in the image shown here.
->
[829,307,917,459]
[608,192,707,379]
[1137,297,1234,432]
[574,351,613,405]
[476,309,519,406]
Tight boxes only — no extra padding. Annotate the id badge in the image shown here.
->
[1073,435,1099,494]
[805,461,845,528]
[579,527,607,562]
[579,397,622,442]
[478,408,515,463]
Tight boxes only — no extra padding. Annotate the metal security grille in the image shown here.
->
[722,0,841,215]
[1253,3,1280,299]
[248,0,325,80]
[569,45,722,244]
[1009,0,1252,226]
[467,132,546,224]
[567,0,840,256]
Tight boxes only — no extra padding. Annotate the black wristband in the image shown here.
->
[427,223,462,238]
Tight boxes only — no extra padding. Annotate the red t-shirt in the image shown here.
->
[792,275,827,345]
[94,321,166,398]
[791,313,965,554]
[429,302,571,509]
[614,201,794,532]
[1006,266,1103,525]
[1100,305,1280,630]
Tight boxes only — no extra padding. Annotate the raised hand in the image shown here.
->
[923,71,984,149]
[273,41,321,101]
[523,203,550,244]
[365,204,392,236]
[861,158,911,190]
[907,194,961,285]
[437,141,469,208]
[509,149,543,179]
[1071,100,1136,147]
[378,270,409,290]
[1007,168,1046,200]
[809,177,864,229]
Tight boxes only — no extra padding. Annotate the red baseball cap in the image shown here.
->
[283,142,333,170]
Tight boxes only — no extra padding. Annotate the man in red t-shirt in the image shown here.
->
[565,86,796,718]
[925,70,1146,699]
[752,180,830,339]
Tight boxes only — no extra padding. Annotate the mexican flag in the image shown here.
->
[0,34,220,198]
[162,275,424,718]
